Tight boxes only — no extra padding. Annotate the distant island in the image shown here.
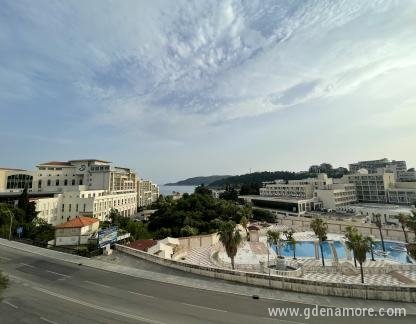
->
[165,175,232,186]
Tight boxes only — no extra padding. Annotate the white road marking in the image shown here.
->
[127,290,156,299]
[83,280,110,288]
[180,302,227,313]
[46,270,71,278]
[32,286,165,324]
[19,262,35,268]
[40,317,58,324]
[2,300,18,309]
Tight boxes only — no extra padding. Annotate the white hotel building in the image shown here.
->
[0,159,138,225]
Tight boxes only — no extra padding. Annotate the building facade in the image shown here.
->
[0,159,138,226]
[349,158,407,175]
[137,179,159,207]
[341,169,395,204]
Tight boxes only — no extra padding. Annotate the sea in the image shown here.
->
[159,185,196,196]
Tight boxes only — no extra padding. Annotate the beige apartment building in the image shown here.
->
[137,179,160,207]
[341,169,395,203]
[0,159,138,226]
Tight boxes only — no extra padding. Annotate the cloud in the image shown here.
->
[1,0,416,137]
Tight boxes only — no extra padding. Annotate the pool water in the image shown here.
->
[273,240,413,264]
[370,241,413,264]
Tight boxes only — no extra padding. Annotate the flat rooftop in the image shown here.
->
[239,195,315,203]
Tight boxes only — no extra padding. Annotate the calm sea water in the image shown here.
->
[160,185,196,196]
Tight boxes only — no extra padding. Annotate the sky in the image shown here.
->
[0,0,415,184]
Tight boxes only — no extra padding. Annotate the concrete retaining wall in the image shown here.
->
[115,243,416,302]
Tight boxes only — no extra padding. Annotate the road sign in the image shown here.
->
[98,227,118,248]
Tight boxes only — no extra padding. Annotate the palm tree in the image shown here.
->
[267,230,283,266]
[373,214,386,252]
[406,211,416,238]
[240,216,249,241]
[310,218,328,267]
[353,234,371,283]
[284,229,297,259]
[217,221,242,270]
[396,213,409,243]
[366,236,376,261]
[345,226,359,267]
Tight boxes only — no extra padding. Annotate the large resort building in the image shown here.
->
[241,158,416,218]
[0,159,159,226]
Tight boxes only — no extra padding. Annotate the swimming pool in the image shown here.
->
[273,240,413,264]
[370,241,413,264]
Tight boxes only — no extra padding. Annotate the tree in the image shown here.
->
[267,230,283,266]
[310,218,328,266]
[319,163,333,174]
[240,216,249,241]
[252,209,274,222]
[373,214,386,252]
[17,186,37,223]
[396,213,409,243]
[26,218,55,244]
[345,225,360,267]
[218,221,242,270]
[219,187,238,201]
[179,225,198,237]
[353,234,371,284]
[284,229,297,259]
[109,208,121,225]
[405,211,416,238]
[366,236,376,262]
[194,185,212,196]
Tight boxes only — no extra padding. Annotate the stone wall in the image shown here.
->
[115,243,416,303]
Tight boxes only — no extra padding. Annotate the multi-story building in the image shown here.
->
[349,158,407,175]
[247,174,356,215]
[341,169,395,204]
[397,169,416,182]
[137,179,159,207]
[0,168,34,192]
[0,159,138,225]
[314,183,357,210]
[387,182,416,206]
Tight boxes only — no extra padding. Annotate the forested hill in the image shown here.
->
[165,175,231,186]
[208,171,315,187]
[208,164,349,188]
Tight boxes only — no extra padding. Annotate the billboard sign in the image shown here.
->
[98,227,118,248]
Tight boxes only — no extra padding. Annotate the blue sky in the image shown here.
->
[0,0,415,184]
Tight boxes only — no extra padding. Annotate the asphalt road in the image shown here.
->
[0,244,414,324]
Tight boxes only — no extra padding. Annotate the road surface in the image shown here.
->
[0,243,413,323]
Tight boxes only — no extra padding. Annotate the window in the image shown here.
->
[79,179,83,185]
[76,204,78,212]
[83,204,86,212]
[56,179,59,186]
[47,179,51,186]
[69,204,71,212]
[38,180,42,188]
[64,179,68,186]
[72,179,75,186]
[62,204,65,212]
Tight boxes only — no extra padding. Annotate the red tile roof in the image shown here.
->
[55,216,99,229]
[127,239,157,252]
